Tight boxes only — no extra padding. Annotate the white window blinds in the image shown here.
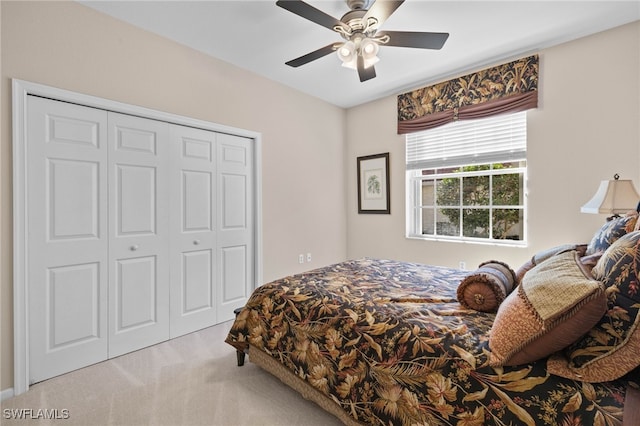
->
[406,111,527,170]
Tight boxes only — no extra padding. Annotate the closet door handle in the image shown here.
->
[130,244,139,251]
[193,239,200,245]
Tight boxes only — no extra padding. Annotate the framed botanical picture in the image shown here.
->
[357,152,390,214]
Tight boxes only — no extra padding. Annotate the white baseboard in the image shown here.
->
[1,387,15,401]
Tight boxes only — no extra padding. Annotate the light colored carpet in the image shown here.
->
[1,321,343,426]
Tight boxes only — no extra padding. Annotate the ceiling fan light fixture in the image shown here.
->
[337,41,356,60]
[340,57,358,70]
[362,55,379,69]
[338,37,379,70]
[337,40,358,69]
[360,38,378,57]
[360,37,379,68]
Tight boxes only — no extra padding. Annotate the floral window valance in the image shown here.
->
[397,55,538,134]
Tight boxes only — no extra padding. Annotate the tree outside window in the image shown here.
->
[415,162,525,242]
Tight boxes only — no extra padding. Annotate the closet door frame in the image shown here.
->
[12,79,263,396]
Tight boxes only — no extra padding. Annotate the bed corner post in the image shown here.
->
[236,350,246,366]
[234,307,247,366]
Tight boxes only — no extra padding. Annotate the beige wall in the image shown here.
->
[0,1,347,392]
[2,1,639,396]
[346,21,640,269]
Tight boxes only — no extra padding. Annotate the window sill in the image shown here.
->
[406,234,527,248]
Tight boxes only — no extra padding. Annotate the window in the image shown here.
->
[406,112,527,245]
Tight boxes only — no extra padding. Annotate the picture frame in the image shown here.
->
[357,152,390,214]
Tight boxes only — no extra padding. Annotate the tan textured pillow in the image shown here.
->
[515,243,587,284]
[489,250,606,367]
[457,261,516,312]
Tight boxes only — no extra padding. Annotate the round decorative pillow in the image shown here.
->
[457,260,516,313]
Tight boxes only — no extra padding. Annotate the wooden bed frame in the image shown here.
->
[236,345,640,426]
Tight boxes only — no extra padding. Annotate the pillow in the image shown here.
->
[457,260,516,312]
[548,231,640,382]
[585,213,638,255]
[515,243,587,284]
[489,250,606,367]
[579,252,603,271]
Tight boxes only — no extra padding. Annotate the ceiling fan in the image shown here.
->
[276,0,449,82]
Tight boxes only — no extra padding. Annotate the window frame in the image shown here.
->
[407,162,527,246]
[405,112,528,246]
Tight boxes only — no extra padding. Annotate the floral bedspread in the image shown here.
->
[225,258,628,426]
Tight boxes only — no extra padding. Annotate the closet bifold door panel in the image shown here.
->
[22,86,256,386]
[169,125,217,338]
[27,96,109,383]
[216,133,254,323]
[107,112,171,358]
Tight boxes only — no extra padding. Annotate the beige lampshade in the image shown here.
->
[581,176,640,214]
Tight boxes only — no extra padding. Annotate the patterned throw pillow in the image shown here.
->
[585,213,638,256]
[548,231,640,382]
[457,260,516,312]
[489,250,607,367]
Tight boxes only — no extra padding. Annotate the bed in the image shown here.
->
[226,216,640,426]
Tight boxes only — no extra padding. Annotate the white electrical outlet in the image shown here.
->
[298,254,304,264]
[459,261,466,270]
[306,253,312,263]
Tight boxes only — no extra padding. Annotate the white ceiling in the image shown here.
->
[80,0,640,108]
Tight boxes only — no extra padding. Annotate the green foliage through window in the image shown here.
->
[412,162,526,243]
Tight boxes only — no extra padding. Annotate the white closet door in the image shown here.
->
[169,125,217,338]
[107,112,170,357]
[27,96,109,383]
[216,133,254,322]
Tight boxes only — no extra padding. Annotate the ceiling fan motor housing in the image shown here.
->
[346,0,371,10]
[339,9,370,36]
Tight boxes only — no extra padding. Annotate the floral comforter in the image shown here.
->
[225,258,629,426]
